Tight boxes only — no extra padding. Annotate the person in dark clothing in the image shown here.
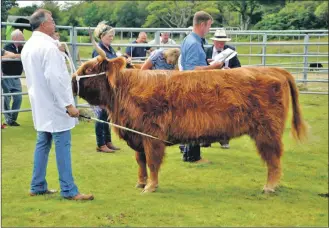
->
[91,21,120,153]
[1,49,21,129]
[125,32,151,60]
[1,29,25,126]
[203,29,241,149]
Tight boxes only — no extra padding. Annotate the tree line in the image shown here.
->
[3,0,328,31]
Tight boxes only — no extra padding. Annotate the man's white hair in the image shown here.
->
[11,29,23,38]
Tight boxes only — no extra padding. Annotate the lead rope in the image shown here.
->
[78,113,173,144]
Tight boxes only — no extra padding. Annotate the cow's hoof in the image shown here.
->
[263,186,276,193]
[141,184,157,193]
[136,183,146,189]
[141,188,155,194]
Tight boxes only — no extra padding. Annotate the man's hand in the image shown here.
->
[207,58,213,64]
[213,61,224,69]
[58,43,66,52]
[66,104,79,117]
[126,56,132,64]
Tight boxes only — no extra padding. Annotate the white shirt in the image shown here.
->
[212,47,229,68]
[21,31,76,132]
[212,46,223,59]
[149,38,176,48]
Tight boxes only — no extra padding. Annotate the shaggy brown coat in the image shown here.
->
[72,56,307,193]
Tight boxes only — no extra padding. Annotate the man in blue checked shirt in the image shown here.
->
[180,11,224,164]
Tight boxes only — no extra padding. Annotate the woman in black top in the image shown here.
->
[91,21,120,153]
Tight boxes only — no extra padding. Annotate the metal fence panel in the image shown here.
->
[1,22,328,115]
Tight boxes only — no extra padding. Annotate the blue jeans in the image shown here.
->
[30,130,79,198]
[94,107,111,147]
[1,78,22,124]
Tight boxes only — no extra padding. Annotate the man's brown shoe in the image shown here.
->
[96,145,115,153]
[29,189,58,196]
[65,193,94,201]
[107,142,120,151]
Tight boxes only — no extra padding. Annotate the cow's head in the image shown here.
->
[72,33,126,107]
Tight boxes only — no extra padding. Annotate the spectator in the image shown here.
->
[180,11,224,164]
[1,49,20,59]
[1,49,20,129]
[125,32,151,60]
[1,29,24,127]
[148,32,176,51]
[205,29,241,69]
[92,21,120,153]
[203,29,241,149]
[141,48,180,70]
[21,9,93,200]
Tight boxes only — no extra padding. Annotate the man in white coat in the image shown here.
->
[21,9,93,200]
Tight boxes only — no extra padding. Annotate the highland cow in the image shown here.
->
[72,43,307,194]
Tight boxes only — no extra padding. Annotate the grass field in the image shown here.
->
[1,91,328,226]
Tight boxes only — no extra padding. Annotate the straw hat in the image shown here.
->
[210,29,231,42]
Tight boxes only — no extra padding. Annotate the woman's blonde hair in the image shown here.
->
[163,48,181,65]
[94,21,115,40]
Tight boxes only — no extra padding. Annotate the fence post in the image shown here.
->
[70,26,78,106]
[262,33,267,66]
[303,34,309,85]
[72,26,78,70]
[154,31,160,49]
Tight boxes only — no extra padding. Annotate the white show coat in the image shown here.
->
[21,31,76,133]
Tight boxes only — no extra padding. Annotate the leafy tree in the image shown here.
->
[83,2,100,27]
[254,1,322,30]
[40,1,62,25]
[112,1,149,28]
[144,1,218,28]
[8,5,38,17]
[315,1,328,28]
[1,0,18,21]
[221,0,261,30]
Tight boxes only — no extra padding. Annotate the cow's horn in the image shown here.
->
[89,28,106,59]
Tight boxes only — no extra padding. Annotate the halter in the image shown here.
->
[75,72,106,96]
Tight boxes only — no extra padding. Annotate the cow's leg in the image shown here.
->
[142,139,165,193]
[255,137,283,193]
[135,151,147,188]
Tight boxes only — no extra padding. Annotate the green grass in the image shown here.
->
[1,93,328,227]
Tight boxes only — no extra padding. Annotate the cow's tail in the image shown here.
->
[286,72,308,142]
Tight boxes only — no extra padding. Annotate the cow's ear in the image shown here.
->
[107,57,126,87]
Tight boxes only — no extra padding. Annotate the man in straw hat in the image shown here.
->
[206,29,241,69]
